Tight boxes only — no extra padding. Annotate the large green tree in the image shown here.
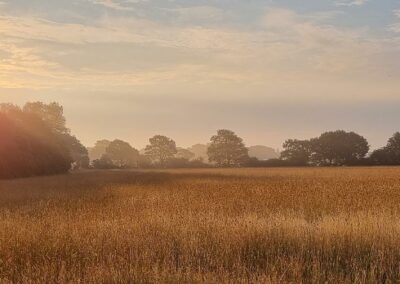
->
[145,135,177,167]
[207,129,249,167]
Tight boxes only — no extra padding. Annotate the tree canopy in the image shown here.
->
[22,102,89,168]
[207,129,249,167]
[145,135,177,167]
[105,140,139,168]
[370,132,400,165]
[280,130,369,166]
[23,102,68,135]
[280,139,312,166]
[88,140,111,161]
[0,104,72,179]
[63,134,90,169]
[311,131,369,166]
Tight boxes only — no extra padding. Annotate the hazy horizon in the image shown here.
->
[1,0,399,150]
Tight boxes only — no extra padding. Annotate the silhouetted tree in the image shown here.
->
[207,129,249,167]
[105,140,139,168]
[0,104,71,179]
[385,132,400,164]
[311,130,369,166]
[370,148,391,165]
[245,157,291,167]
[23,102,89,167]
[92,155,115,169]
[280,139,312,166]
[62,134,90,169]
[88,140,111,161]
[23,102,68,134]
[370,132,400,165]
[145,135,177,167]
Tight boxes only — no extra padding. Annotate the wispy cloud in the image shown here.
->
[389,10,400,33]
[335,0,368,7]
[162,6,229,23]
[0,8,394,89]
[0,3,398,96]
[87,0,134,11]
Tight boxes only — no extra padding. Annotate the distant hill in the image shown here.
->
[248,145,279,160]
[188,144,209,162]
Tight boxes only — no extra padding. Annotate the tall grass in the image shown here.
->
[1,168,400,283]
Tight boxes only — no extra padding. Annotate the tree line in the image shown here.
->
[1,101,400,179]
[91,129,400,169]
[90,136,208,169]
[277,131,400,167]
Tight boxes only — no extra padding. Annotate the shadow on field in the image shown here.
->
[0,170,263,206]
[0,169,263,191]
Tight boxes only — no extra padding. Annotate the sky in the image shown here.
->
[0,0,399,150]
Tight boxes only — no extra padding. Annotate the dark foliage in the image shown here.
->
[22,102,89,169]
[145,135,177,167]
[0,105,72,179]
[370,132,400,165]
[92,155,115,169]
[311,131,369,166]
[105,140,139,168]
[3,100,400,175]
[207,129,249,167]
[279,130,369,167]
[280,139,312,166]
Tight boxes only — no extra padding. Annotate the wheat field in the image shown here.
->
[1,168,400,283]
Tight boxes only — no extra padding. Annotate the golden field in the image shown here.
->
[1,168,400,283]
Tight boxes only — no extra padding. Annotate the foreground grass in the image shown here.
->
[1,168,400,283]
